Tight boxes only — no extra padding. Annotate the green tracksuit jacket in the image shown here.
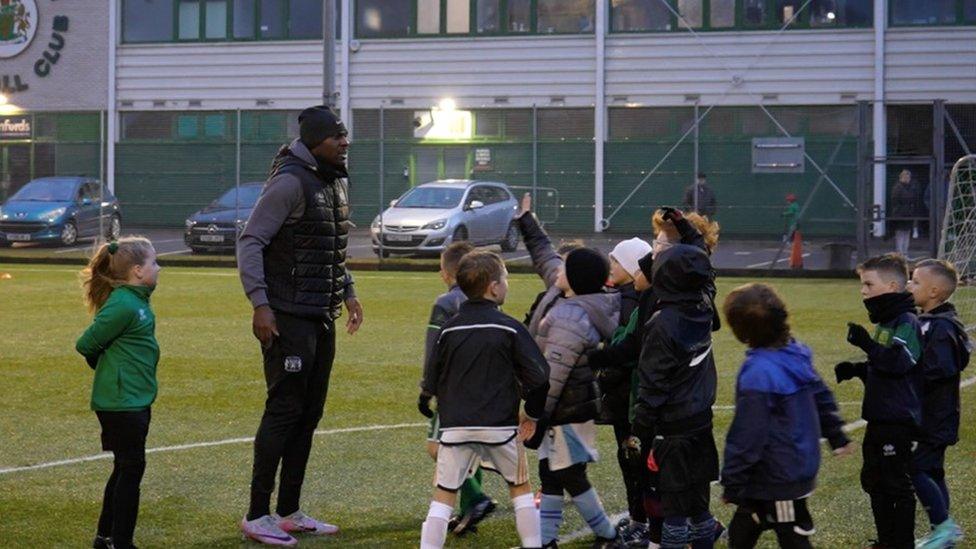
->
[75,285,159,412]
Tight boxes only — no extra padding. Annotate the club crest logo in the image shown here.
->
[284,356,303,373]
[882,444,895,457]
[0,0,38,59]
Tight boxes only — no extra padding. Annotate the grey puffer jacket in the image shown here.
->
[536,292,620,424]
[517,212,565,337]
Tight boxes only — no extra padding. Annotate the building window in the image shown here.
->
[611,0,672,31]
[476,0,501,32]
[122,0,331,43]
[123,0,175,42]
[358,0,412,37]
[677,0,703,28]
[447,0,472,33]
[418,0,441,34]
[205,1,228,38]
[743,0,767,26]
[289,0,323,38]
[891,0,969,25]
[711,0,735,27]
[234,0,256,38]
[537,0,595,33]
[178,1,201,40]
[507,0,532,31]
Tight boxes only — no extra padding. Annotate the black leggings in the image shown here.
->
[96,410,150,549]
[612,418,648,523]
[539,459,591,497]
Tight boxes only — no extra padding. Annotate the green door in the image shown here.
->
[411,147,472,185]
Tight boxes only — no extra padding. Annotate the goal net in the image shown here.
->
[939,154,976,331]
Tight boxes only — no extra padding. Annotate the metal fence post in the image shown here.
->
[99,109,105,244]
[532,103,538,208]
[235,108,242,236]
[693,101,700,213]
[378,102,385,265]
[856,100,870,260]
[933,100,946,258]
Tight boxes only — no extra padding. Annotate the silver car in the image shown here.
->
[371,180,520,256]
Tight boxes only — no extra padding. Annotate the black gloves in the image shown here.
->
[622,435,642,463]
[834,361,866,383]
[834,361,857,383]
[661,206,684,223]
[417,394,434,418]
[846,322,876,352]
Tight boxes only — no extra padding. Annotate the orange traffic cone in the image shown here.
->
[789,230,804,269]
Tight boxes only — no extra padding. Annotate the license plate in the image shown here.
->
[6,233,30,242]
[200,235,225,243]
[386,233,413,242]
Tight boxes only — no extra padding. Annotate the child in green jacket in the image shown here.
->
[76,236,160,549]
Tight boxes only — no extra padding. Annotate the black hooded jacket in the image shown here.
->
[918,302,971,445]
[634,245,717,433]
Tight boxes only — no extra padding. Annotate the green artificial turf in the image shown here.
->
[0,265,973,548]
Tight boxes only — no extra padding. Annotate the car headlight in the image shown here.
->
[422,219,447,231]
[44,207,67,223]
[185,219,196,229]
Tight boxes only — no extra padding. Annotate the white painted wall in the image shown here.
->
[885,27,976,103]
[115,27,975,110]
[116,41,343,111]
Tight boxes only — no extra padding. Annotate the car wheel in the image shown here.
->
[500,222,519,252]
[190,247,204,255]
[452,226,468,243]
[60,221,78,247]
[105,215,122,240]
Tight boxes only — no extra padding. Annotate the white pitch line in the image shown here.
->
[0,422,426,476]
[746,252,811,269]
[156,248,192,257]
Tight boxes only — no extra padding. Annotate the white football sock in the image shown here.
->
[420,501,453,549]
[513,493,542,548]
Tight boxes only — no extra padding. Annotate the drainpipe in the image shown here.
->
[872,0,886,236]
[340,0,351,135]
[594,0,606,232]
[107,0,117,194]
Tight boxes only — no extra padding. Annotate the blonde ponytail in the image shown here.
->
[80,236,155,313]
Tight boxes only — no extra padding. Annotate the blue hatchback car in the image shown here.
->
[0,177,122,247]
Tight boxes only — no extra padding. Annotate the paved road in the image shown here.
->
[9,226,937,271]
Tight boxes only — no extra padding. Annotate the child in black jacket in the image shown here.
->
[907,259,970,548]
[418,251,550,549]
[633,243,718,549]
[835,253,924,549]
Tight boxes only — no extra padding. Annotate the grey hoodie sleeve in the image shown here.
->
[236,174,304,309]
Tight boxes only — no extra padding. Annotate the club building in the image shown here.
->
[0,0,973,236]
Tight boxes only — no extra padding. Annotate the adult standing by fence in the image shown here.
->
[890,169,919,256]
[683,173,718,219]
[237,106,364,546]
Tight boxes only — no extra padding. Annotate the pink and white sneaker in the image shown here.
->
[276,510,340,536]
[240,515,298,546]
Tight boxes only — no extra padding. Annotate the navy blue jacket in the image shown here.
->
[849,310,924,427]
[918,303,971,446]
[721,340,849,502]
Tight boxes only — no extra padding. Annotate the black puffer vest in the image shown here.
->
[263,147,350,320]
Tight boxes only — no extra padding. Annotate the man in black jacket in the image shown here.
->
[418,251,550,549]
[237,106,364,545]
[633,244,718,549]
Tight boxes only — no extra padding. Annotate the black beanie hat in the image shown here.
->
[637,251,654,281]
[298,105,347,149]
[565,248,609,295]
